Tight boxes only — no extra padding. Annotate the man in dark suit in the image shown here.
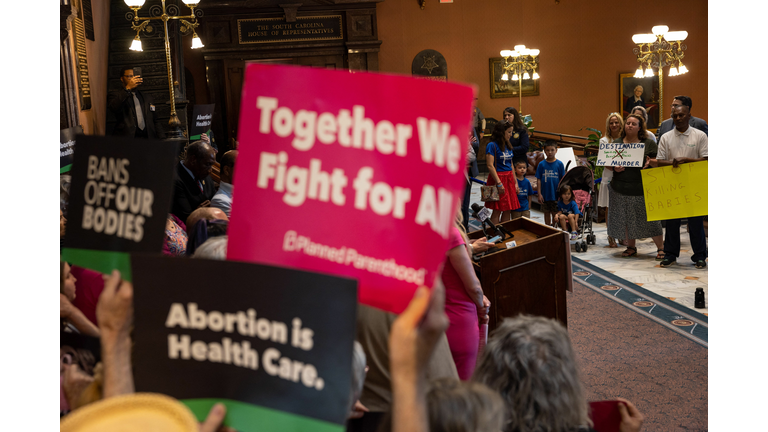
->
[656,95,708,139]
[107,66,163,139]
[171,141,217,224]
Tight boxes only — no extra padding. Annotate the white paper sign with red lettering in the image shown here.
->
[227,64,475,314]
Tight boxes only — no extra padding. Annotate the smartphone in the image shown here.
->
[133,67,142,77]
[588,401,622,432]
[488,235,502,243]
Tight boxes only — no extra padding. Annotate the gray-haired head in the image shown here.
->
[630,105,649,124]
[473,315,590,432]
[426,378,506,432]
[192,235,228,260]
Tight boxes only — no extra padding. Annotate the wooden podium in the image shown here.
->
[468,217,572,331]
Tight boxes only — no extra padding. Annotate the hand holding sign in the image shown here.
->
[199,403,235,432]
[97,270,134,337]
[616,398,644,432]
[97,270,135,399]
[390,282,448,380]
[390,281,449,432]
[672,157,686,168]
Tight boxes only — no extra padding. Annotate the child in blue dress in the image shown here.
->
[554,184,581,240]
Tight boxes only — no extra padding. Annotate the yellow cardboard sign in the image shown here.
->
[641,161,707,221]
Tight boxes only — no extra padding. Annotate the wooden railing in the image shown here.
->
[477,129,597,173]
[529,130,597,156]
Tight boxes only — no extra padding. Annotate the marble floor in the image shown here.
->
[467,175,708,315]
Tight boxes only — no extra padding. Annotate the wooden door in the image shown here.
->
[223,58,245,147]
[222,56,345,146]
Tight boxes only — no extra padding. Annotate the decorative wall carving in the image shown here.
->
[411,49,447,81]
[208,21,232,44]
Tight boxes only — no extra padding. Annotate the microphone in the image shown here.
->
[471,203,498,232]
[471,203,514,242]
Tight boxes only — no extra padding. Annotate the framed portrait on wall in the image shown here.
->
[489,57,540,99]
[619,72,660,131]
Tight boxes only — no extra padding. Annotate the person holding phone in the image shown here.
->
[107,66,163,139]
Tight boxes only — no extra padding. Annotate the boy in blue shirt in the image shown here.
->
[536,140,566,226]
[511,160,534,219]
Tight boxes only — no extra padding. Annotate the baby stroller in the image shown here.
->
[552,165,596,253]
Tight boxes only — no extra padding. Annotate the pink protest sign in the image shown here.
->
[227,64,475,314]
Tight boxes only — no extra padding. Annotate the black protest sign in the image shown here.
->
[60,126,83,173]
[131,255,358,432]
[189,104,215,139]
[61,135,177,281]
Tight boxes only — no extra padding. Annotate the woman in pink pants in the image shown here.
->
[441,222,490,380]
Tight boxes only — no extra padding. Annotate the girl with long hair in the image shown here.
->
[484,121,521,224]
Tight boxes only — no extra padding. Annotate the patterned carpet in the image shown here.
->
[571,257,707,347]
[568,279,708,431]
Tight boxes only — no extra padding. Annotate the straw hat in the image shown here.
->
[60,393,198,432]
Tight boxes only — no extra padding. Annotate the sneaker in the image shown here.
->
[695,260,707,269]
[659,257,676,268]
[570,232,578,240]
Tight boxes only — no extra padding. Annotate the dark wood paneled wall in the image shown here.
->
[194,0,383,154]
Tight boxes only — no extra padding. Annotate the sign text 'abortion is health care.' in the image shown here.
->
[189,103,215,140]
[62,135,178,280]
[131,255,358,432]
[227,64,475,314]
[641,160,708,221]
[596,142,646,167]
[60,125,83,173]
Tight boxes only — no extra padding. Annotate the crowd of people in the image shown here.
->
[60,256,645,432]
[58,68,709,431]
[613,95,708,267]
[60,138,646,431]
[480,96,708,268]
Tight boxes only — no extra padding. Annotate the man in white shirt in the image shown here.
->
[647,105,708,269]
[211,150,237,217]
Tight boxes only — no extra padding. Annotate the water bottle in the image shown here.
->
[694,288,705,309]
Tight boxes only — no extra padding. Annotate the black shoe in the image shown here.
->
[695,260,707,269]
[659,257,676,268]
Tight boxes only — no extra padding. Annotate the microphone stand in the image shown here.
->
[473,212,514,242]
